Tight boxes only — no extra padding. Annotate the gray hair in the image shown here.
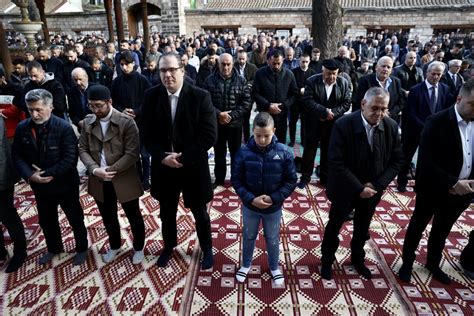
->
[427,61,446,73]
[25,89,53,107]
[448,59,462,67]
[363,87,390,104]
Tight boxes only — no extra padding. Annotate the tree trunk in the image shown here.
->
[0,22,13,79]
[34,0,50,45]
[141,0,150,53]
[312,0,343,59]
[113,0,125,42]
[104,0,114,42]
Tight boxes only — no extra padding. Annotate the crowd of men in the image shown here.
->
[0,29,473,285]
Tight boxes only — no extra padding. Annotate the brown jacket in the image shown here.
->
[79,108,143,203]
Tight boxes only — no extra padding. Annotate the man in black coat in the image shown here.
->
[141,53,217,270]
[63,47,94,92]
[37,45,64,84]
[354,56,405,123]
[397,61,452,192]
[23,61,67,119]
[111,51,152,189]
[290,53,316,147]
[440,59,465,97]
[67,67,97,130]
[234,51,258,143]
[320,87,404,280]
[392,51,424,97]
[12,89,88,266]
[204,53,252,187]
[298,59,351,188]
[399,79,474,285]
[252,50,298,143]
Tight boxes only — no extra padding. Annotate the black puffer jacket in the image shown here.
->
[203,70,252,127]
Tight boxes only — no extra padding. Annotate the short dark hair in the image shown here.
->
[460,78,474,97]
[27,61,43,72]
[119,50,135,64]
[207,48,216,56]
[253,112,274,129]
[12,58,25,66]
[271,50,284,59]
[37,45,49,52]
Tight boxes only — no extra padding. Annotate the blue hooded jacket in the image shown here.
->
[231,135,297,213]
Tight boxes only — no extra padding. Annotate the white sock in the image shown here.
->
[271,269,284,285]
[102,249,119,263]
[132,250,144,265]
[236,266,250,283]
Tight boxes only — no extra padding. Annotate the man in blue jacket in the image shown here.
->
[12,89,88,266]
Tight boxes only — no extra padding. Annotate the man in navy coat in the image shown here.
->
[399,79,474,285]
[397,61,453,192]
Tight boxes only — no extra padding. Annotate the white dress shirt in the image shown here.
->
[454,104,474,180]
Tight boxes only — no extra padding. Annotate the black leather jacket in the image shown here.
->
[393,64,424,92]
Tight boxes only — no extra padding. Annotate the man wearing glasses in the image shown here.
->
[79,85,146,265]
[141,53,217,269]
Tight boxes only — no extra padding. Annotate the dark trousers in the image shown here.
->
[243,109,252,143]
[402,192,469,268]
[138,144,151,185]
[397,134,420,187]
[159,187,212,253]
[0,186,27,257]
[95,181,145,251]
[289,101,305,144]
[214,124,242,183]
[301,122,333,183]
[34,188,88,253]
[461,230,474,271]
[321,193,382,266]
[273,111,288,144]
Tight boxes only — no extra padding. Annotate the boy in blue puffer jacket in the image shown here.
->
[231,112,297,285]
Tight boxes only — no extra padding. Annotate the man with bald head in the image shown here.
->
[67,67,97,130]
[204,53,252,188]
[393,51,424,97]
[354,56,405,122]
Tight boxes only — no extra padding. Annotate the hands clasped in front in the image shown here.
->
[162,152,183,168]
[450,179,474,195]
[251,195,273,209]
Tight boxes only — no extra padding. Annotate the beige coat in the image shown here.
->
[79,108,143,203]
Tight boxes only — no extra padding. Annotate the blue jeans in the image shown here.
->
[241,205,282,270]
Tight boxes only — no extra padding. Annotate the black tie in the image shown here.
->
[452,74,456,86]
[429,86,437,114]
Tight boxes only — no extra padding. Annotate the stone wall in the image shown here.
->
[185,6,474,42]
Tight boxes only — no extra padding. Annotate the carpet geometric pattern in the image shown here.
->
[1,180,473,315]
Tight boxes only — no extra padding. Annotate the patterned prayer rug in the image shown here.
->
[1,180,473,315]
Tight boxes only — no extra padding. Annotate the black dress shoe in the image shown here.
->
[345,210,355,221]
[156,249,174,267]
[398,263,412,283]
[212,181,224,190]
[397,184,407,193]
[6,254,27,273]
[201,250,214,270]
[297,179,309,189]
[427,265,451,285]
[0,249,7,261]
[321,264,333,280]
[352,262,372,279]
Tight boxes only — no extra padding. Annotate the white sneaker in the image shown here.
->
[132,250,144,265]
[271,269,285,285]
[102,249,119,263]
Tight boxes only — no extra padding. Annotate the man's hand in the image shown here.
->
[93,167,117,180]
[262,195,273,205]
[29,165,54,183]
[449,180,474,195]
[251,195,273,209]
[162,152,183,168]
[268,103,282,115]
[123,108,136,118]
[300,87,305,95]
[0,109,6,119]
[360,186,377,199]
[218,111,232,125]
[326,109,335,121]
[78,120,84,130]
